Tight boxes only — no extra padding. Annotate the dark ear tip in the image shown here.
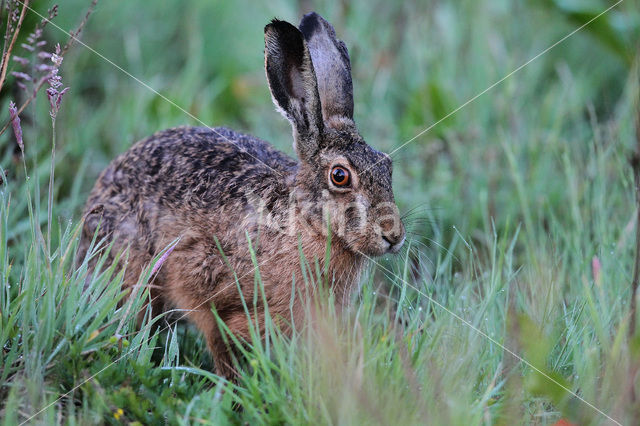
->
[264,18,299,36]
[301,11,321,21]
[264,18,280,34]
[299,12,334,39]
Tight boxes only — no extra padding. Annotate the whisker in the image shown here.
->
[402,233,461,264]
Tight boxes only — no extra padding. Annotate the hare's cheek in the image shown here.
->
[340,203,367,236]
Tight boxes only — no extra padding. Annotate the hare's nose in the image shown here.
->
[382,226,405,253]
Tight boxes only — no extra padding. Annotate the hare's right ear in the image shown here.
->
[264,19,323,160]
[299,13,354,128]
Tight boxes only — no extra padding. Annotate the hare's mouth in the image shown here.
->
[356,233,406,257]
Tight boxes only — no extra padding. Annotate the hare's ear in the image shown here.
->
[299,12,354,128]
[264,19,323,160]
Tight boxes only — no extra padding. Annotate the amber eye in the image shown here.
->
[330,166,351,187]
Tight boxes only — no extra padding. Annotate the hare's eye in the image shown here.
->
[330,166,351,187]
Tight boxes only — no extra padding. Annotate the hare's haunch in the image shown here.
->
[79,12,405,379]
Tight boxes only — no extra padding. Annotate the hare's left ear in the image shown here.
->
[264,19,324,160]
[299,12,354,127]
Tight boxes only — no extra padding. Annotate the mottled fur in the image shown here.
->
[79,13,404,379]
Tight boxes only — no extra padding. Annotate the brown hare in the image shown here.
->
[79,12,405,379]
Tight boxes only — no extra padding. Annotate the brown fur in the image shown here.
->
[79,13,404,379]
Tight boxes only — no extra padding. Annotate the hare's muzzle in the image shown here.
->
[381,221,405,254]
[376,202,405,254]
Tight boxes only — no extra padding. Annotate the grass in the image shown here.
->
[1,0,640,424]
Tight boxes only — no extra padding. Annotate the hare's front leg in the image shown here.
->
[189,307,236,379]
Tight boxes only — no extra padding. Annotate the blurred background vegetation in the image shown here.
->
[1,0,640,424]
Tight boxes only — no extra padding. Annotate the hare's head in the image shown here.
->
[264,13,404,256]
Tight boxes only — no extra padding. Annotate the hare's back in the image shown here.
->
[97,126,296,209]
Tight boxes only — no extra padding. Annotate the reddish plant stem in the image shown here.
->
[0,0,98,138]
[0,0,30,93]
